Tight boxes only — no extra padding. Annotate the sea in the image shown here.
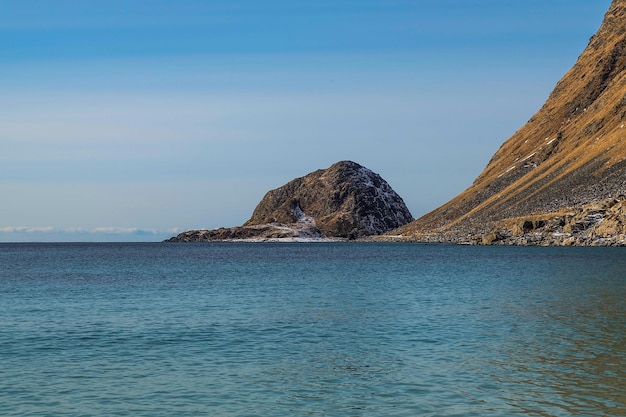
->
[1,242,624,417]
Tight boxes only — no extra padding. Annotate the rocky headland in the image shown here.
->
[383,196,626,246]
[166,161,413,242]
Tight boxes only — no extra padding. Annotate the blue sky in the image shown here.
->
[0,0,611,241]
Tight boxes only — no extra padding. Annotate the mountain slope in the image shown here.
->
[167,161,413,241]
[398,0,626,245]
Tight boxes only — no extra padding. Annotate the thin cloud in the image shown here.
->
[0,226,56,233]
[0,226,172,242]
[91,227,159,235]
[1,226,160,235]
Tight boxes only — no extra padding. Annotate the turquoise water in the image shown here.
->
[1,243,624,416]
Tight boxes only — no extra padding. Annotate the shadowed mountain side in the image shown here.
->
[395,0,626,246]
[167,161,413,242]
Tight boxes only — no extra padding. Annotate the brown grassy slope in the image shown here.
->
[400,0,626,238]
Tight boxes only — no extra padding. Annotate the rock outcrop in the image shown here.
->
[167,161,413,242]
[472,196,626,246]
[396,0,626,245]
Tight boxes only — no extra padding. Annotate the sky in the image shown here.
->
[0,0,612,242]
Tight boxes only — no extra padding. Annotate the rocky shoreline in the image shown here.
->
[473,197,626,246]
[169,196,626,246]
[370,197,626,247]
[165,222,335,243]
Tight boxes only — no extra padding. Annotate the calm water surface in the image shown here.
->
[0,243,624,416]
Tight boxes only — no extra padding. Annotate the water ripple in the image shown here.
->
[0,243,625,416]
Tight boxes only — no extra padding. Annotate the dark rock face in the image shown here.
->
[245,161,413,239]
[166,161,413,242]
